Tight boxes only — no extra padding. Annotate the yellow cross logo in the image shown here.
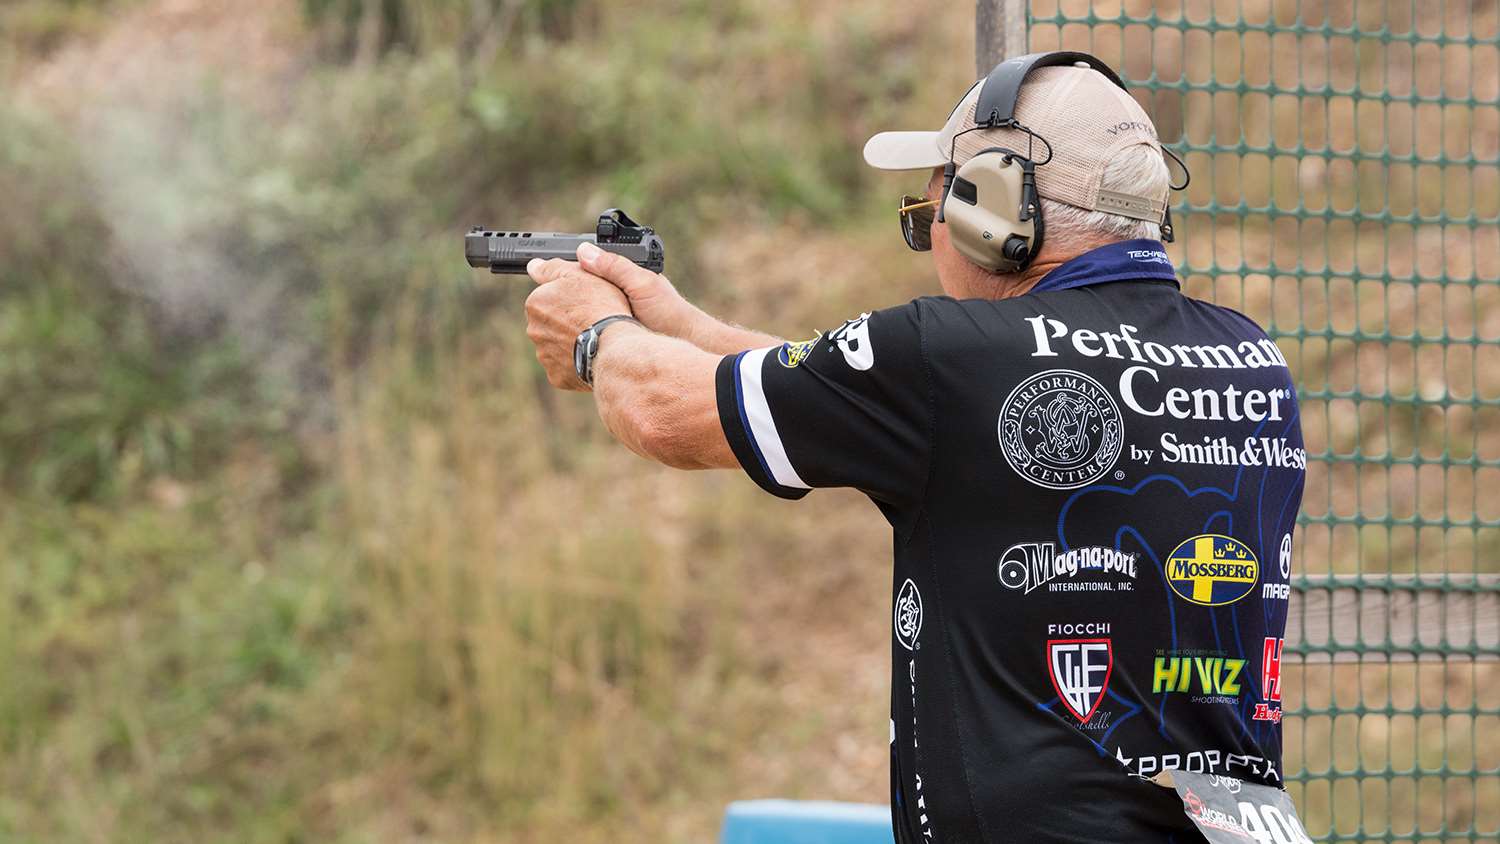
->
[1166,535,1259,605]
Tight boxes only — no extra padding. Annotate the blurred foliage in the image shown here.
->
[0,0,134,56]
[0,106,270,502]
[302,0,589,59]
[0,1,947,841]
[0,0,927,500]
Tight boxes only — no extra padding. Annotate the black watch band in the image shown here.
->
[573,315,643,388]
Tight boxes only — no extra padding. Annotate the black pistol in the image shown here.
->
[466,208,665,274]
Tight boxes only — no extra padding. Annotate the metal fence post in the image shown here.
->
[975,0,1027,76]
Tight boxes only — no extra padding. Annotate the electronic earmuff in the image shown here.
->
[935,51,1185,273]
[942,147,1044,273]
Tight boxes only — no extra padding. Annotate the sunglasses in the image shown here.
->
[899,195,940,252]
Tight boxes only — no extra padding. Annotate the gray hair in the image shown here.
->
[1041,143,1171,243]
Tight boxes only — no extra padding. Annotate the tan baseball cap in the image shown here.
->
[863,65,1168,222]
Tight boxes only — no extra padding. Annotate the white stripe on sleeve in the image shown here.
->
[739,346,811,490]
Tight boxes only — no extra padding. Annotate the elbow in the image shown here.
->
[594,343,722,470]
[623,382,716,470]
[632,409,701,470]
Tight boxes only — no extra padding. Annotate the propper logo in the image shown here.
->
[1165,534,1260,606]
[1111,746,1280,782]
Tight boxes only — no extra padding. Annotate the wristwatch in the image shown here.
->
[573,314,643,388]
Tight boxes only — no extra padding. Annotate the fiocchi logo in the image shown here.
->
[1165,534,1259,606]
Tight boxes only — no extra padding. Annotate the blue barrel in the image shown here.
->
[719,800,894,844]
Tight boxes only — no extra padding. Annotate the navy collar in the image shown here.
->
[1029,239,1180,294]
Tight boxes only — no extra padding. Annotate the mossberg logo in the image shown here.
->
[1165,535,1261,607]
[1169,560,1256,581]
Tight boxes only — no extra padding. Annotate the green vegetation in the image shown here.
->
[0,1,959,840]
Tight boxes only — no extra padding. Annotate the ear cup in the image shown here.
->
[942,150,1038,273]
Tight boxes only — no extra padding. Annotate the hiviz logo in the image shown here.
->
[1165,534,1260,606]
[1152,653,1245,696]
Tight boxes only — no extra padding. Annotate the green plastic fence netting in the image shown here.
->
[1026,0,1499,840]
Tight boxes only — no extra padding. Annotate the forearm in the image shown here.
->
[590,324,738,470]
[570,244,781,353]
[669,300,783,355]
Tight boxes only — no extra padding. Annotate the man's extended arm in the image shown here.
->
[522,247,930,499]
[589,323,738,470]
[574,243,782,354]
[522,251,741,471]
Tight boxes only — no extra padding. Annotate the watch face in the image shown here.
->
[574,327,594,385]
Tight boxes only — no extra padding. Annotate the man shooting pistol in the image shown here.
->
[473,52,1309,844]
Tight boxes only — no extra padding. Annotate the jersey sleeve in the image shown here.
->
[714,301,933,506]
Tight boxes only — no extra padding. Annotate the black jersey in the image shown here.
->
[714,240,1306,843]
